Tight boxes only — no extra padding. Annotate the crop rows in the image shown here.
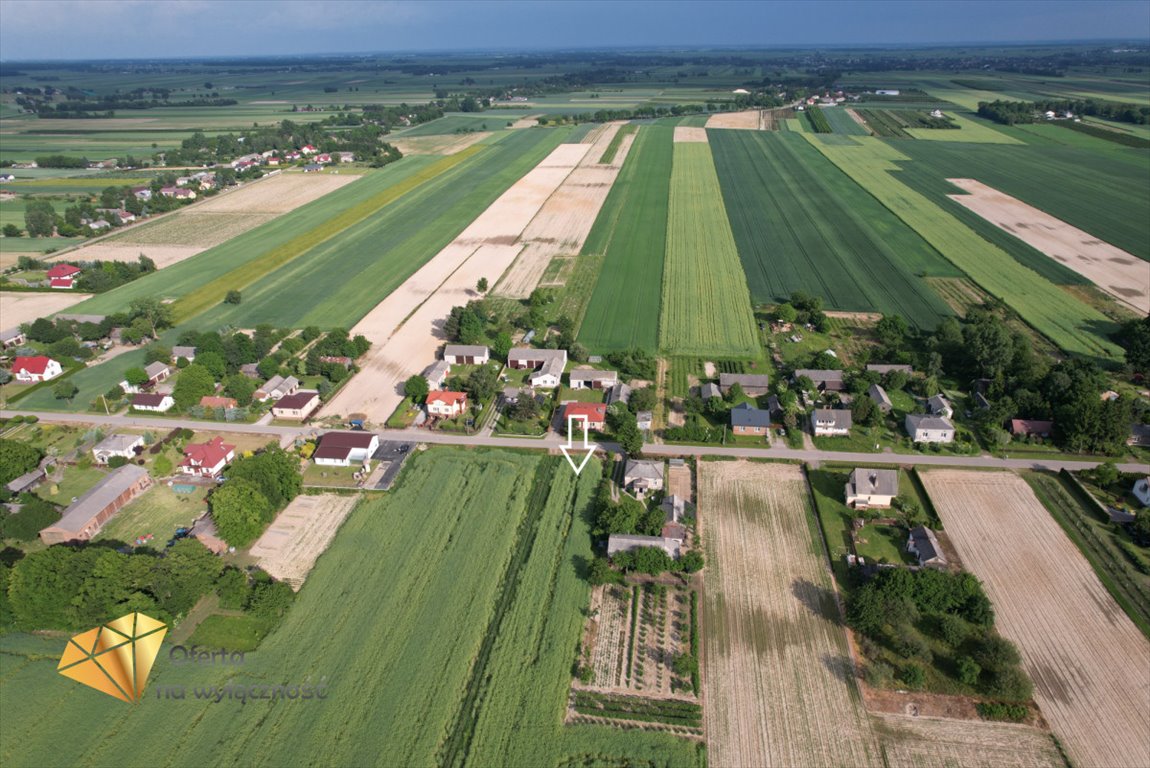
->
[804,108,832,133]
[700,460,881,768]
[578,125,672,351]
[711,131,955,328]
[805,136,1123,359]
[855,109,911,138]
[599,124,637,163]
[659,142,759,356]
[572,691,703,728]
[820,107,870,135]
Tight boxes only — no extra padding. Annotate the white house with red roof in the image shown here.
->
[300,144,318,155]
[315,153,332,164]
[427,391,468,418]
[178,436,235,478]
[12,356,63,382]
[46,264,81,289]
[561,402,607,432]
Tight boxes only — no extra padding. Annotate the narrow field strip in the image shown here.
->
[660,142,759,357]
[700,461,881,768]
[804,135,1122,361]
[920,470,1150,768]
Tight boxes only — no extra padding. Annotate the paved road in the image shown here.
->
[4,409,1147,474]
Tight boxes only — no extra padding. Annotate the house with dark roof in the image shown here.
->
[700,382,722,401]
[92,434,144,464]
[443,344,489,365]
[1008,419,1054,439]
[719,372,770,396]
[271,391,321,421]
[39,465,151,545]
[144,361,171,384]
[1,327,26,348]
[624,459,664,497]
[868,383,892,413]
[812,408,852,437]
[131,393,174,412]
[845,468,898,509]
[508,348,567,389]
[793,369,844,392]
[730,402,771,435]
[606,382,632,405]
[171,346,197,363]
[569,369,618,390]
[927,394,953,419]
[905,413,954,443]
[1129,424,1150,448]
[866,364,913,375]
[907,525,947,568]
[313,431,380,467]
[423,360,450,390]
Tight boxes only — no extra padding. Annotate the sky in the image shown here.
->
[0,0,1148,60]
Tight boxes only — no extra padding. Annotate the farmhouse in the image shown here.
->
[271,391,321,421]
[719,372,770,396]
[131,393,174,412]
[636,411,653,431]
[426,391,468,418]
[423,360,450,390]
[866,364,913,375]
[131,186,152,201]
[624,459,664,498]
[443,344,489,365]
[313,431,380,467]
[607,534,682,560]
[905,413,954,444]
[700,382,722,401]
[927,394,953,419]
[793,369,845,392]
[39,465,151,545]
[730,402,771,435]
[844,468,898,509]
[91,434,144,464]
[1133,477,1150,508]
[812,408,852,437]
[0,327,26,348]
[11,356,62,382]
[561,402,607,432]
[179,437,235,478]
[46,263,82,289]
[171,345,197,363]
[199,395,237,410]
[569,369,618,390]
[144,361,171,384]
[1009,419,1054,438]
[255,375,299,402]
[508,348,567,389]
[868,383,893,413]
[606,382,632,405]
[907,525,947,568]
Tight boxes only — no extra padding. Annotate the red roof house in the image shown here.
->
[12,355,63,382]
[179,437,235,478]
[1009,419,1055,438]
[426,391,468,418]
[46,263,81,289]
[561,402,608,432]
[199,395,238,410]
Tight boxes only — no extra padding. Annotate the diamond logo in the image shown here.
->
[57,612,167,702]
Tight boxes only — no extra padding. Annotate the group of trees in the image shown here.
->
[162,117,402,167]
[978,97,1150,125]
[7,254,156,292]
[848,567,1031,700]
[209,446,301,547]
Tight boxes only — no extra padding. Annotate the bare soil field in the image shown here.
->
[193,173,357,214]
[495,123,635,298]
[920,470,1150,768]
[871,713,1064,768]
[700,460,881,767]
[947,178,1149,314]
[666,462,692,502]
[672,126,709,143]
[249,493,359,590]
[321,143,591,423]
[510,114,543,129]
[0,290,93,326]
[49,243,207,269]
[705,110,764,130]
[389,132,492,156]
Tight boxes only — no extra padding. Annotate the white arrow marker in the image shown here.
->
[560,415,597,475]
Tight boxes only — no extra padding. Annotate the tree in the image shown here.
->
[629,387,658,414]
[143,343,172,365]
[0,439,44,486]
[404,375,429,403]
[257,356,281,380]
[195,351,227,381]
[957,656,981,686]
[680,549,705,573]
[127,297,173,338]
[476,277,488,293]
[465,365,498,402]
[172,364,215,410]
[510,394,540,421]
[124,366,149,387]
[24,199,56,237]
[774,302,797,323]
[587,556,616,586]
[247,578,295,619]
[53,380,78,403]
[225,290,242,305]
[1115,315,1150,375]
[225,447,301,509]
[876,314,909,350]
[1130,508,1150,546]
[492,331,513,359]
[210,478,272,547]
[852,394,879,427]
[1092,461,1120,489]
[964,314,1013,379]
[673,653,699,678]
[630,546,674,575]
[2,223,21,238]
[150,539,224,616]
[726,382,745,403]
[223,374,256,406]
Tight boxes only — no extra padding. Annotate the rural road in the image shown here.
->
[5,409,1148,474]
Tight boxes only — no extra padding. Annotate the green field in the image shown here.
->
[821,106,869,135]
[710,130,956,328]
[904,112,1020,144]
[805,135,1122,362]
[577,125,672,351]
[393,112,534,137]
[660,141,759,357]
[95,484,208,544]
[0,448,700,768]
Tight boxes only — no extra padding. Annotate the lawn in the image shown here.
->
[95,483,208,544]
[36,465,107,505]
[186,614,276,653]
[804,135,1123,362]
[660,141,759,357]
[0,447,701,768]
[302,462,362,488]
[557,385,604,403]
[712,130,956,328]
[578,124,672,351]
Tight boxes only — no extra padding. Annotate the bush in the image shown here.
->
[864,661,895,688]
[107,456,129,469]
[957,655,981,686]
[984,665,1033,702]
[216,568,250,609]
[0,496,61,541]
[899,663,926,689]
[976,701,1029,722]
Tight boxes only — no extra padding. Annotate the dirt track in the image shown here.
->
[705,110,763,130]
[0,290,94,326]
[920,470,1150,768]
[947,178,1149,314]
[320,142,592,423]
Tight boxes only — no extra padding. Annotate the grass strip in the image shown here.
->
[599,124,637,163]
